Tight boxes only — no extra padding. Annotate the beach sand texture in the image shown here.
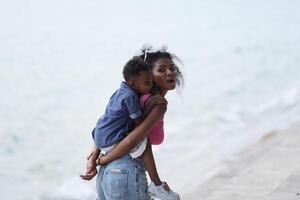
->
[184,121,300,200]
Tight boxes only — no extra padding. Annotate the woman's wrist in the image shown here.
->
[88,151,100,161]
[98,154,109,165]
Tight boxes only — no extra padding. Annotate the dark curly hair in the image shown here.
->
[122,58,151,82]
[136,45,184,88]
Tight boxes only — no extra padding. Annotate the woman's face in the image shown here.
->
[152,58,177,94]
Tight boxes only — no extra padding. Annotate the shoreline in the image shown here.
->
[183,121,300,200]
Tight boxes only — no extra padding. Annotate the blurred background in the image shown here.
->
[1,0,300,199]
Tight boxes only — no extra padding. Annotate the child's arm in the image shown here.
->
[98,103,167,164]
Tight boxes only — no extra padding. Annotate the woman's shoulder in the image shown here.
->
[140,93,164,104]
[140,93,167,110]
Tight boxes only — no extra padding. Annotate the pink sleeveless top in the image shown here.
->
[140,94,164,145]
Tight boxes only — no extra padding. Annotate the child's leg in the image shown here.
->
[142,141,162,186]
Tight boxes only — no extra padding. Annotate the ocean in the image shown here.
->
[1,0,300,199]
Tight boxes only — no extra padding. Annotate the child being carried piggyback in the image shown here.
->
[91,57,179,200]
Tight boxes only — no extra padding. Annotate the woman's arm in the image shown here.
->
[80,144,101,180]
[99,103,167,164]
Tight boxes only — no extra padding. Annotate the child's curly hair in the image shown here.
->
[123,57,151,82]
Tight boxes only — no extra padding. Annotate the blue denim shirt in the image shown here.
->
[92,81,142,148]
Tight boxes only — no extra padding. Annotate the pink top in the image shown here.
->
[140,94,164,145]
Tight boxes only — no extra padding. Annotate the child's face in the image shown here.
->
[131,71,153,94]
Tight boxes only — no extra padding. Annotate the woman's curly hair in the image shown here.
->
[135,45,184,89]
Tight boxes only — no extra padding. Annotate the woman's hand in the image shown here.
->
[142,95,167,120]
[97,154,109,165]
[80,151,98,180]
[151,95,168,105]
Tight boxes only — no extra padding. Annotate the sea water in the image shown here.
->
[1,0,300,199]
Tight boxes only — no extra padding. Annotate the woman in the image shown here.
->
[81,47,183,200]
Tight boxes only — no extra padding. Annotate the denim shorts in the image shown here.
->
[96,154,150,200]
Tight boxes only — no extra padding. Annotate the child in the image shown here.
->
[91,57,179,200]
[92,57,153,155]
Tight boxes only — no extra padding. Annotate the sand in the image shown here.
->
[183,121,300,200]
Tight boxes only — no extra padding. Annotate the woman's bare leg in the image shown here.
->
[142,141,162,186]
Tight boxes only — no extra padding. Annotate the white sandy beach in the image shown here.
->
[184,121,300,200]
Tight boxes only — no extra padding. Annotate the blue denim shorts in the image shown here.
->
[96,154,150,200]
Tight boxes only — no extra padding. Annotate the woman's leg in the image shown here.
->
[134,158,151,200]
[142,141,162,186]
[96,166,106,200]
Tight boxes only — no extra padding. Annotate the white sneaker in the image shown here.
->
[147,182,180,200]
